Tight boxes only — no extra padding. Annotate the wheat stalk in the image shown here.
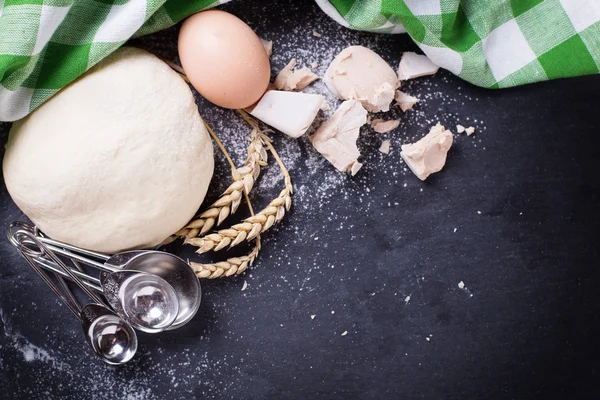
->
[184,131,293,255]
[174,127,267,238]
[190,237,261,278]
[161,61,293,277]
[186,117,293,277]
[187,120,264,278]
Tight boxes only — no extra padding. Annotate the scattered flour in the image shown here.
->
[1,309,68,370]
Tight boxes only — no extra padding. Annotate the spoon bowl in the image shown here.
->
[80,304,138,365]
[100,270,180,333]
[121,252,201,330]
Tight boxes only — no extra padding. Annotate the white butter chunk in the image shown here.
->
[248,90,324,138]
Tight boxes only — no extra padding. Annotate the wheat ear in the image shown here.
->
[184,130,293,255]
[174,127,267,238]
[190,238,261,278]
[188,120,263,278]
[161,61,292,277]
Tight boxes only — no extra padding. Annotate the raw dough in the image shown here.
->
[3,47,214,253]
[379,140,391,154]
[397,52,439,80]
[400,123,452,181]
[350,161,363,176]
[394,90,419,112]
[370,119,400,133]
[260,39,273,57]
[274,59,319,91]
[324,46,399,112]
[310,100,367,172]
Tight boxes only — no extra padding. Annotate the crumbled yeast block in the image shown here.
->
[370,118,400,133]
[456,124,465,134]
[465,126,475,136]
[260,39,273,57]
[379,140,391,154]
[394,90,419,112]
[310,100,367,172]
[324,46,399,112]
[248,90,324,138]
[350,161,362,176]
[313,30,322,37]
[397,52,439,80]
[400,123,453,181]
[274,59,320,91]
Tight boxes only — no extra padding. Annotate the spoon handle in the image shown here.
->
[29,257,103,292]
[37,235,110,263]
[41,241,115,272]
[37,239,108,307]
[18,251,81,318]
[8,221,116,273]
[9,224,108,307]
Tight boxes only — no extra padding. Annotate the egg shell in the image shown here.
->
[178,10,271,109]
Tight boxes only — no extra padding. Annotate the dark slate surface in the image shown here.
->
[1,1,599,399]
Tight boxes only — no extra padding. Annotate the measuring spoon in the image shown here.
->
[9,229,138,365]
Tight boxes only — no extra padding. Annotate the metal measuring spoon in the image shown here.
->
[112,251,201,331]
[64,249,201,330]
[100,270,179,333]
[7,226,138,365]
[25,253,181,333]
[52,248,200,331]
[10,222,202,331]
[80,303,137,365]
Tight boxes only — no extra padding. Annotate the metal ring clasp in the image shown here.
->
[7,222,45,258]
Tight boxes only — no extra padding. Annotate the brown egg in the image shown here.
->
[178,10,270,109]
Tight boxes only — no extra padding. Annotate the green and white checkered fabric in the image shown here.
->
[318,0,600,89]
[0,0,230,121]
[1,0,600,121]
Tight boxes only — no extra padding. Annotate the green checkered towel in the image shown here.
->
[1,0,599,122]
[318,0,600,89]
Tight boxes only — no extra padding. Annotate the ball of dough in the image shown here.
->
[3,47,214,253]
